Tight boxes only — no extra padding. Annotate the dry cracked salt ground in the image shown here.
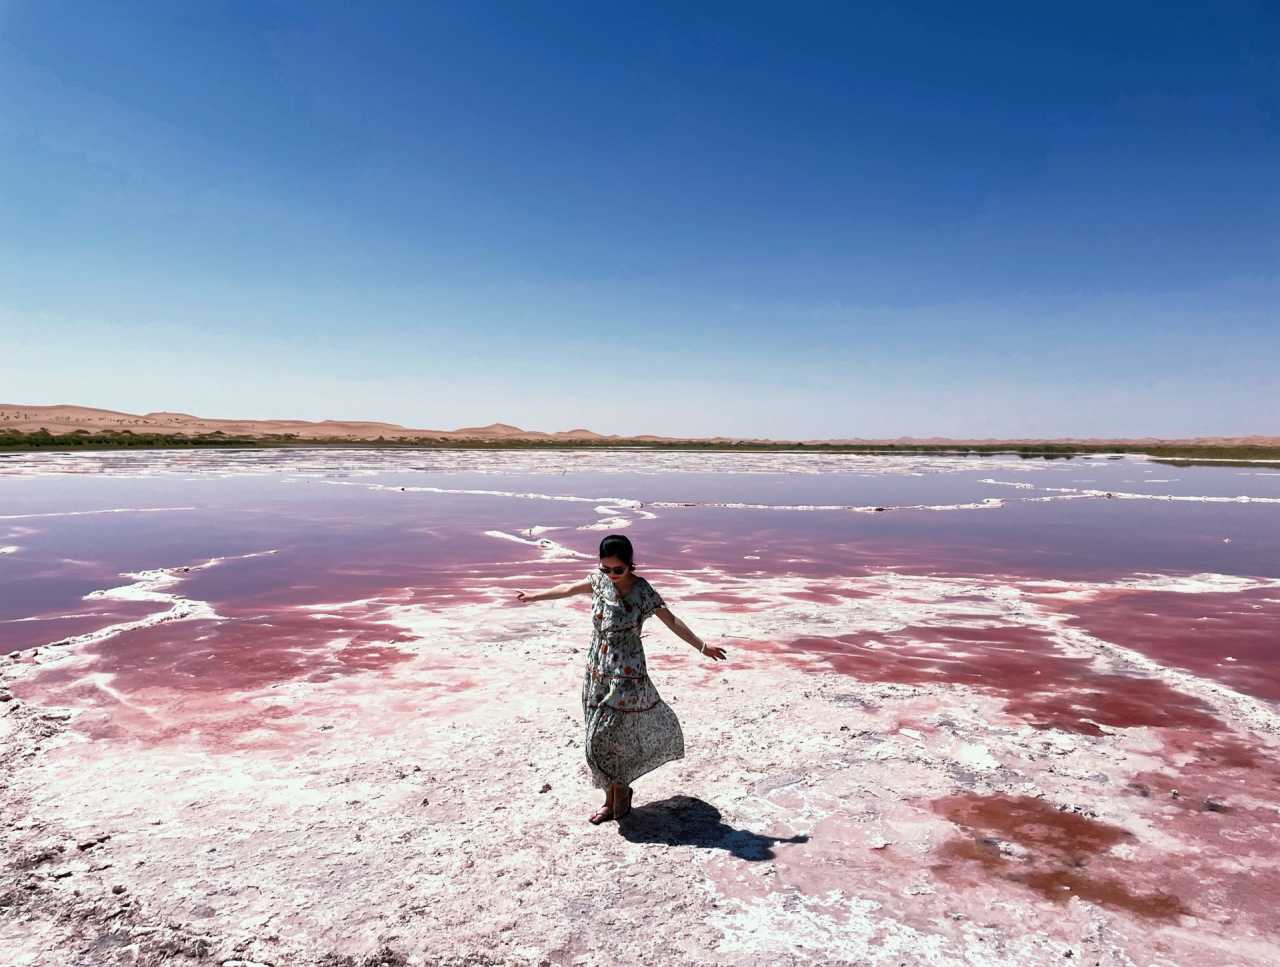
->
[4,562,1280,966]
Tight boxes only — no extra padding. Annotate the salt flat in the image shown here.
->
[2,450,1279,966]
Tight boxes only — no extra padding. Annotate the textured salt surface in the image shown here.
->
[2,450,1279,966]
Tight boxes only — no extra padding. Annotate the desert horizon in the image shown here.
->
[3,403,1276,448]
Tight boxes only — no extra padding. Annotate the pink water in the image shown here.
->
[3,449,1278,709]
[5,448,1280,943]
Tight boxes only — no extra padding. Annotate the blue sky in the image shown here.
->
[1,2,1276,438]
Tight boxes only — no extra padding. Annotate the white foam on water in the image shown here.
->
[0,506,197,519]
[0,447,1155,480]
[482,530,592,560]
[1040,486,1280,504]
[25,550,279,660]
[644,497,1008,513]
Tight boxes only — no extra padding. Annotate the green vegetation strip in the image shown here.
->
[2,428,1278,461]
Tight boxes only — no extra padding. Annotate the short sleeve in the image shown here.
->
[640,579,665,620]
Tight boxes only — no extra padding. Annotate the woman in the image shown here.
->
[515,534,727,824]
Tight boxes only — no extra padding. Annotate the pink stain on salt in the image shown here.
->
[781,589,850,605]
[928,732,1280,935]
[25,611,417,697]
[6,507,546,748]
[755,623,1226,735]
[13,605,437,751]
[8,546,506,750]
[679,590,761,611]
[1051,587,1280,702]
[930,794,1192,920]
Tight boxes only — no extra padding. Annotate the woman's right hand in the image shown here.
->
[515,590,530,603]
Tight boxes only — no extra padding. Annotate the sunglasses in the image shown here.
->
[599,564,628,576]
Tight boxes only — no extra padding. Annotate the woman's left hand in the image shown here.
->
[702,645,728,661]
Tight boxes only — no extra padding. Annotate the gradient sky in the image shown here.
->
[2,2,1277,438]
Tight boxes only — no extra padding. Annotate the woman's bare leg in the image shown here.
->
[614,784,632,819]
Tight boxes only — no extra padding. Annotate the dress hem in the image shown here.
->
[586,749,685,789]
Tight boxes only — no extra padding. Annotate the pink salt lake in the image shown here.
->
[2,448,1279,965]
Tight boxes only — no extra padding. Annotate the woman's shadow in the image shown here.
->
[619,795,808,860]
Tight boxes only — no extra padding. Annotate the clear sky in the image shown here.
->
[2,2,1276,438]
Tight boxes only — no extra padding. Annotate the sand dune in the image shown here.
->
[1,403,1276,446]
[0,405,620,442]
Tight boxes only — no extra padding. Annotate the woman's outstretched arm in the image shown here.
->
[515,578,592,603]
[654,606,727,661]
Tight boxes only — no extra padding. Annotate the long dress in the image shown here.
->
[581,568,685,789]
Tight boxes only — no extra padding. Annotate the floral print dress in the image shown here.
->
[582,568,685,789]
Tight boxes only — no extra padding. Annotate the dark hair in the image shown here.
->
[598,534,635,572]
